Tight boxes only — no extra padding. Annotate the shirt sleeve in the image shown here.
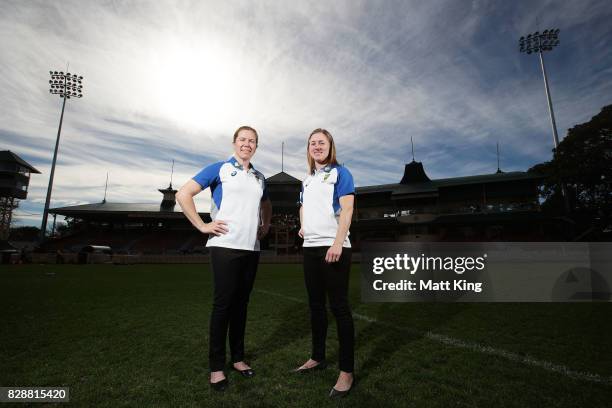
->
[261,177,269,201]
[192,162,223,190]
[335,166,355,197]
[298,183,304,205]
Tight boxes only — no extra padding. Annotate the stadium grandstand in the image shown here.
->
[44,181,210,255]
[1,150,40,247]
[264,171,302,255]
[43,172,304,256]
[350,159,571,246]
[36,156,571,261]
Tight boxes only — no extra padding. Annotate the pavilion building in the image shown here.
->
[1,151,40,241]
[46,159,566,253]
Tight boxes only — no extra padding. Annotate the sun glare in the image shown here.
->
[150,41,246,132]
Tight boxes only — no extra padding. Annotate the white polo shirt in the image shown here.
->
[192,156,268,251]
[300,164,355,248]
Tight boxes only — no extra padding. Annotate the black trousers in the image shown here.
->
[303,246,354,373]
[209,247,259,372]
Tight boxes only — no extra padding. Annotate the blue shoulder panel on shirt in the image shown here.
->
[335,166,355,197]
[333,165,355,214]
[193,161,224,211]
[192,161,223,190]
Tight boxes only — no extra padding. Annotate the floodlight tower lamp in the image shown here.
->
[519,28,569,212]
[40,70,84,242]
[519,28,561,148]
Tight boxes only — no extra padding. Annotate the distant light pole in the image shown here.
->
[40,70,83,241]
[519,29,570,212]
[519,29,561,148]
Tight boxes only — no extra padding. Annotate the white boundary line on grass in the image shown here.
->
[255,289,612,385]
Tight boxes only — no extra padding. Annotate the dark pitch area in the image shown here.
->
[1,265,610,407]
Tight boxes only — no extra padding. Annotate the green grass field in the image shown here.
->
[1,264,611,407]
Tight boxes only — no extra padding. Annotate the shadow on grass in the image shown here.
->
[350,303,467,405]
[248,301,311,363]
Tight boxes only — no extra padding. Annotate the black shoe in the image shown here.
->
[233,366,255,378]
[210,378,228,392]
[329,376,356,399]
[294,360,327,373]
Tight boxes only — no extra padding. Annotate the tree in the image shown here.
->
[8,226,40,241]
[529,104,612,222]
[56,222,70,236]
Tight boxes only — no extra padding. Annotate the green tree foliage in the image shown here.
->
[529,104,612,218]
[8,226,40,241]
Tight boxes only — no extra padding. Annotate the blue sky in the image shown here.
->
[2,0,611,227]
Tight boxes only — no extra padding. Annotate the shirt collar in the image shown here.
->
[312,163,334,175]
[229,155,256,172]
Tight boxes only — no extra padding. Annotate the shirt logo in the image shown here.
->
[231,171,237,176]
[323,173,331,181]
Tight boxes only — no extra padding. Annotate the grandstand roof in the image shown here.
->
[49,201,206,218]
[266,171,301,184]
[357,170,543,195]
[0,150,41,173]
[400,161,430,184]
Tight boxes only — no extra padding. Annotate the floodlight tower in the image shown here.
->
[519,29,569,212]
[519,29,561,148]
[40,71,84,241]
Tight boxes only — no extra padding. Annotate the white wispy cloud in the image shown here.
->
[1,0,611,227]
